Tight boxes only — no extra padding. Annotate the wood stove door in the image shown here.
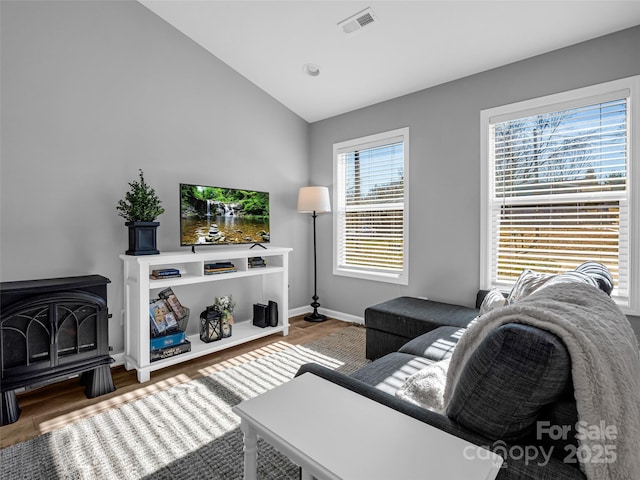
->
[1,292,108,380]
[1,301,53,378]
[55,293,109,366]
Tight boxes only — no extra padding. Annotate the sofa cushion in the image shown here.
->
[365,327,412,360]
[350,352,434,396]
[446,323,572,442]
[399,326,465,361]
[365,296,478,339]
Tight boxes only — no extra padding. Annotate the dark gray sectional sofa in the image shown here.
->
[296,294,585,480]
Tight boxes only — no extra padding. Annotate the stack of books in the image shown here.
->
[204,262,236,275]
[248,257,266,268]
[149,288,191,362]
[150,268,181,280]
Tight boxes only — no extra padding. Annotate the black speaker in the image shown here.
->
[253,303,268,328]
[268,300,278,327]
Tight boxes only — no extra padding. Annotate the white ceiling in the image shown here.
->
[140,1,640,123]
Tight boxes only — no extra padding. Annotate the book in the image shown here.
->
[149,299,179,335]
[150,268,181,280]
[151,268,180,276]
[150,273,182,280]
[204,262,237,275]
[204,268,237,275]
[249,257,266,268]
[204,262,234,269]
[150,340,191,362]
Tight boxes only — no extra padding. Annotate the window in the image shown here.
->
[481,76,639,314]
[333,127,409,284]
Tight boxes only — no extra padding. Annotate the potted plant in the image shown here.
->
[116,169,165,255]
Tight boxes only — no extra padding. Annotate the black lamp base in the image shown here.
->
[305,210,326,323]
[304,311,327,322]
[304,293,326,322]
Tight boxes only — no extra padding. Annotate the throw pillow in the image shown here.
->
[535,270,598,293]
[479,289,507,316]
[396,358,450,413]
[506,269,552,304]
[574,261,614,295]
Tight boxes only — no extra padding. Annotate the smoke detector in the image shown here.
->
[337,7,378,35]
[303,64,321,77]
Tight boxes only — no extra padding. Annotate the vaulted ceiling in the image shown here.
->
[140,1,640,122]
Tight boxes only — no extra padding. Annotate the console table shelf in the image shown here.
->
[120,247,292,382]
[146,265,285,288]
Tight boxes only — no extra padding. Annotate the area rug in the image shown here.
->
[1,326,368,479]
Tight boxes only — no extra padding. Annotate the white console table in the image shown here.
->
[120,246,292,382]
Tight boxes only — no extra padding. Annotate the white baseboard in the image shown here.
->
[110,351,126,368]
[289,306,364,325]
[288,306,312,318]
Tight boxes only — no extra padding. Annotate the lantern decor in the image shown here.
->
[214,295,235,338]
[199,306,222,343]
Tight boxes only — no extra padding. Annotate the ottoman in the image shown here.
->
[364,296,479,360]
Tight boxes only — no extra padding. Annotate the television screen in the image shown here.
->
[180,184,270,246]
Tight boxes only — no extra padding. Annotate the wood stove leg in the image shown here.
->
[81,365,116,398]
[1,389,21,426]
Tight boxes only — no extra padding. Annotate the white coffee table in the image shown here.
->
[232,373,503,480]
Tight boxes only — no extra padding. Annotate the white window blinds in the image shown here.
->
[487,95,630,296]
[334,128,409,284]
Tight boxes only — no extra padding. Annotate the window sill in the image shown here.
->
[333,267,408,285]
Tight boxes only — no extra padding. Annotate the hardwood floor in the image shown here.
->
[0,316,355,449]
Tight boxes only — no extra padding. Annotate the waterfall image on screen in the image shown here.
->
[180,184,270,246]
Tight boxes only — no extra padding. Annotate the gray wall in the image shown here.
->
[2,1,638,349]
[0,0,311,354]
[309,26,640,338]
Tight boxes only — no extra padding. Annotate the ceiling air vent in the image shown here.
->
[337,7,378,35]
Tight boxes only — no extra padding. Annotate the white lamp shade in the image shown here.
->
[297,186,331,214]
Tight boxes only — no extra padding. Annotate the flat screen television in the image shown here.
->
[180,183,270,247]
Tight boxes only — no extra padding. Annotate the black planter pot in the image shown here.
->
[125,221,160,255]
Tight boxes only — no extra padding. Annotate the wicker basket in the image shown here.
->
[176,307,190,332]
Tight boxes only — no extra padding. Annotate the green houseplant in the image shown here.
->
[117,169,165,255]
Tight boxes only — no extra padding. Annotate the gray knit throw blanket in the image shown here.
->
[443,282,640,480]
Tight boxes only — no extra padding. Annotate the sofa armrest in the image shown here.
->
[294,363,585,480]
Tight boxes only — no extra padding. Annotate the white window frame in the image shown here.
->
[333,127,410,285]
[480,76,640,315]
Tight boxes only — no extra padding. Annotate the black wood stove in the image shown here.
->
[1,275,115,425]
